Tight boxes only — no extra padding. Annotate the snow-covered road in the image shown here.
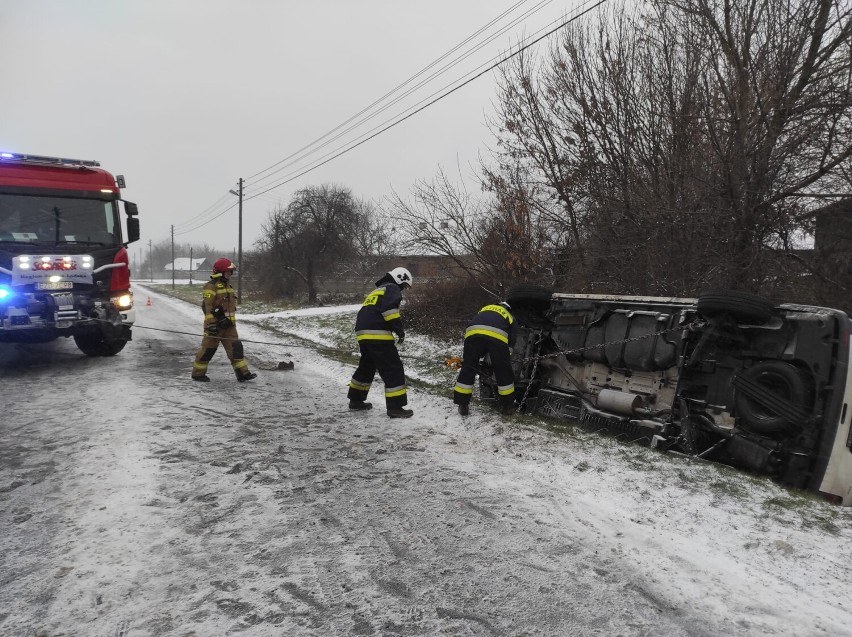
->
[2,284,852,636]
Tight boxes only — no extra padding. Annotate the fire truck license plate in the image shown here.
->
[37,281,73,290]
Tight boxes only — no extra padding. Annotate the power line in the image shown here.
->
[244,0,562,194]
[170,0,607,237]
[245,0,540,185]
[243,0,607,202]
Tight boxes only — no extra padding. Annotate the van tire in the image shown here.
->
[734,361,811,435]
[697,289,775,324]
[507,284,553,327]
[507,284,552,307]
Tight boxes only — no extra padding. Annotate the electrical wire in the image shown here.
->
[189,0,560,232]
[170,0,607,235]
[243,0,607,202]
[244,0,547,188]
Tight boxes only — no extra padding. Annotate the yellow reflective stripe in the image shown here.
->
[356,329,394,341]
[481,304,513,324]
[192,362,207,371]
[498,385,515,396]
[383,312,401,321]
[203,291,215,298]
[349,380,371,391]
[233,360,248,370]
[465,328,509,344]
[385,386,407,398]
[215,289,233,296]
[454,384,474,395]
[362,288,386,306]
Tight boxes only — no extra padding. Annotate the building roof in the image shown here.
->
[164,257,208,272]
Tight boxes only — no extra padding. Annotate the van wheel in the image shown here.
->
[74,333,128,357]
[697,289,775,324]
[507,284,553,327]
[734,361,811,435]
[506,284,552,307]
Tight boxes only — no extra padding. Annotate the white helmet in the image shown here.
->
[389,267,413,288]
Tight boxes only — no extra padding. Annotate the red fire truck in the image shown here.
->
[0,152,140,355]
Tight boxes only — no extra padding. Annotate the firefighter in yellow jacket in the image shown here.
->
[191,258,257,383]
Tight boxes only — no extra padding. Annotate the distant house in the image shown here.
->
[164,257,212,274]
[814,197,852,255]
[372,255,468,281]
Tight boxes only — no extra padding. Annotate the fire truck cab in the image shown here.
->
[0,152,141,356]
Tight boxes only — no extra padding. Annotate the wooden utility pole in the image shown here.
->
[230,178,244,304]
[170,225,175,290]
[237,177,243,304]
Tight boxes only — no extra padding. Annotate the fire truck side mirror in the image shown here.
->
[116,174,127,189]
[126,217,140,243]
[124,201,139,216]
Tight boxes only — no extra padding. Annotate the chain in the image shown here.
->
[518,329,543,410]
[520,319,706,364]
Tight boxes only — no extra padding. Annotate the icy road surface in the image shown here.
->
[2,285,852,636]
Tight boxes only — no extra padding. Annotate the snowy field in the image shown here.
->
[1,281,852,636]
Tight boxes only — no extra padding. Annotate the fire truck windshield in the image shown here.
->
[0,194,119,245]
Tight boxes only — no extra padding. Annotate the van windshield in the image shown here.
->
[0,194,119,246]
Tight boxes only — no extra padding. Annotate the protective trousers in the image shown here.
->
[348,341,408,409]
[191,325,251,380]
[453,335,515,409]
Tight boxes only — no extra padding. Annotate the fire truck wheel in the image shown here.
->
[73,333,128,357]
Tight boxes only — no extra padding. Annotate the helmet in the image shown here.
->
[388,267,413,288]
[498,301,512,311]
[213,258,237,274]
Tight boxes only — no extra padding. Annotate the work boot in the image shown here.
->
[192,375,210,382]
[458,403,470,416]
[238,372,258,382]
[501,404,516,416]
[387,407,414,419]
[349,401,373,411]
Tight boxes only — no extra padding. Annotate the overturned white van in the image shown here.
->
[497,286,852,505]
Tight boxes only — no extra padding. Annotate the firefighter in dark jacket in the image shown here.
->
[453,301,517,416]
[348,267,414,418]
[191,258,258,383]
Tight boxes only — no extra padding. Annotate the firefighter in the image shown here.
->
[191,258,258,383]
[453,301,517,416]
[348,267,414,418]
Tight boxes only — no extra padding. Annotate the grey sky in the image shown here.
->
[0,1,584,257]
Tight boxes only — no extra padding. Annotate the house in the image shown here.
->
[164,257,212,274]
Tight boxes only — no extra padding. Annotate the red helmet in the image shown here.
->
[212,258,237,274]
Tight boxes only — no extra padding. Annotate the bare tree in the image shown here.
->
[255,184,363,303]
[384,166,567,298]
[486,0,852,301]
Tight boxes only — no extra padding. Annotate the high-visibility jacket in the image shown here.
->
[354,283,404,342]
[202,275,237,330]
[464,304,517,345]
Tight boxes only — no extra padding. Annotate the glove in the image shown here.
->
[212,306,232,329]
[205,323,219,336]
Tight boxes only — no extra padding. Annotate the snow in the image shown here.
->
[2,282,852,636]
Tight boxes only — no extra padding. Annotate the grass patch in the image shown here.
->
[144,283,299,313]
[144,282,850,515]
